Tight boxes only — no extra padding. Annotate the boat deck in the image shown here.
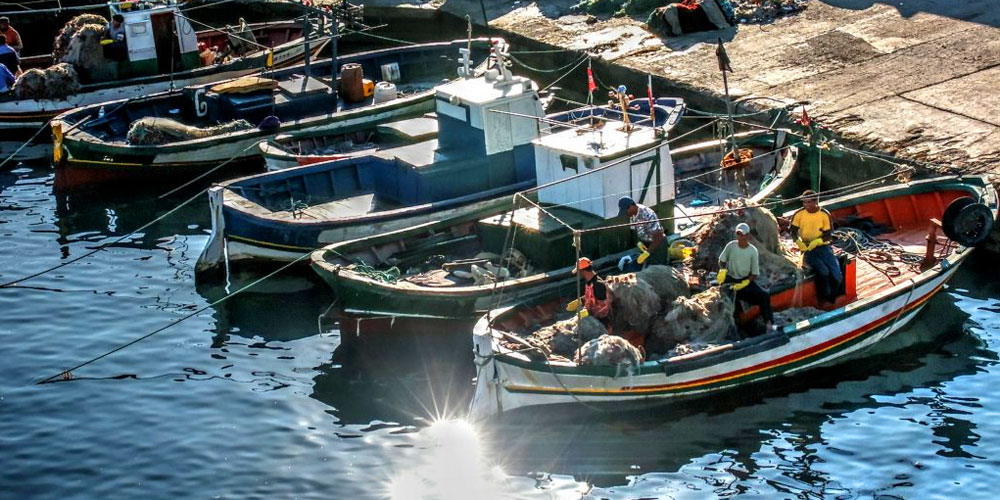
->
[851,226,941,297]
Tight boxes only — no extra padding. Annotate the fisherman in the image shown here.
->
[0,61,15,93]
[566,257,613,329]
[618,196,666,266]
[0,17,23,55]
[103,14,127,61]
[0,34,19,75]
[791,189,843,307]
[718,222,774,334]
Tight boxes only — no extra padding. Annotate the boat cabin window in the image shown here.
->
[559,154,579,173]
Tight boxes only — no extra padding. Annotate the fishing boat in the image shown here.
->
[256,113,439,171]
[195,43,686,275]
[468,175,997,418]
[309,126,799,318]
[0,0,332,161]
[51,37,494,186]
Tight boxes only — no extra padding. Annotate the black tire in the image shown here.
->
[942,196,994,247]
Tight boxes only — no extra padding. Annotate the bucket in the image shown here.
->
[373,81,397,104]
[339,63,365,103]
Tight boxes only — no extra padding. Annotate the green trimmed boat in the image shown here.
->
[309,127,799,318]
[468,175,997,418]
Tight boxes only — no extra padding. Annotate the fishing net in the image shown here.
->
[773,306,825,328]
[12,64,81,100]
[126,117,254,146]
[53,14,108,61]
[523,315,608,359]
[60,23,113,81]
[646,287,737,357]
[574,334,644,367]
[606,273,661,335]
[636,264,690,305]
[690,202,800,289]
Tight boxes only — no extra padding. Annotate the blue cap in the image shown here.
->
[617,196,635,217]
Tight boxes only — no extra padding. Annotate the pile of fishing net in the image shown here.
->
[126,117,254,146]
[59,21,113,81]
[689,202,801,289]
[605,264,690,335]
[516,314,608,360]
[646,286,737,357]
[575,334,644,368]
[401,249,533,287]
[731,0,807,24]
[12,64,81,100]
[53,14,109,60]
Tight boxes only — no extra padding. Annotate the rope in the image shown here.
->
[542,54,591,92]
[37,248,316,385]
[340,28,416,46]
[0,188,203,289]
[157,142,259,199]
[0,119,51,170]
[508,52,588,74]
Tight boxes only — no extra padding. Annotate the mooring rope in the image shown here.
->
[157,142,259,199]
[0,120,51,171]
[37,249,316,385]
[0,189,204,289]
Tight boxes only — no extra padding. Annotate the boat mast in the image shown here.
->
[716,38,737,157]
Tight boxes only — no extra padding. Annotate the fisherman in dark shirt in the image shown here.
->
[567,257,613,328]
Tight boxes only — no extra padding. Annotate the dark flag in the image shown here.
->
[716,38,733,73]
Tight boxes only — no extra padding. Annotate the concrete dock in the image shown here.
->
[357,0,1000,178]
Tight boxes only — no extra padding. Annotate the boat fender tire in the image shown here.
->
[941,196,994,247]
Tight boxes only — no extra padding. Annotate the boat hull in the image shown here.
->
[0,38,322,161]
[470,260,958,419]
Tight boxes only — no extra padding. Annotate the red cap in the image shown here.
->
[572,257,592,274]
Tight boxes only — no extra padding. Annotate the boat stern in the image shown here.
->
[468,312,504,421]
[196,185,228,276]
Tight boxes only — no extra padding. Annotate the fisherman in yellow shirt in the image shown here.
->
[791,190,843,307]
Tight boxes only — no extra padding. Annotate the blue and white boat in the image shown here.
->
[195,43,686,273]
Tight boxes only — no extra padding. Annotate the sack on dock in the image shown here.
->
[526,315,607,359]
[607,273,661,335]
[574,334,644,368]
[126,117,253,145]
[646,287,736,356]
[13,64,81,100]
[53,14,108,61]
[636,264,690,305]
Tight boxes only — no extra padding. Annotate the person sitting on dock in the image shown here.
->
[0,34,20,75]
[791,190,843,307]
[567,257,613,330]
[0,17,22,55]
[718,223,774,334]
[619,196,666,266]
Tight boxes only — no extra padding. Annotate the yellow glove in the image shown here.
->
[669,243,694,260]
[733,279,751,291]
[566,298,581,312]
[807,238,824,251]
[796,238,808,252]
[637,250,651,264]
[578,309,589,319]
[637,242,648,253]
[717,269,728,284]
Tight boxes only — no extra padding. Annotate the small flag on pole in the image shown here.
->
[715,38,733,73]
[647,74,655,124]
[587,66,597,93]
[799,107,811,127]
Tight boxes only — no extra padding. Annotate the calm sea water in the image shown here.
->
[2,158,1000,499]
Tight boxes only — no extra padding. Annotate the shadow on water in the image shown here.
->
[311,312,479,425]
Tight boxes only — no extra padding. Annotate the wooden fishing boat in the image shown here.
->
[468,175,997,418]
[309,127,797,318]
[196,47,686,275]
[256,113,439,171]
[0,0,330,161]
[52,38,494,186]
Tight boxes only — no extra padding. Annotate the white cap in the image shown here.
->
[735,223,750,235]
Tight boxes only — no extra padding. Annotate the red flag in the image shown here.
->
[715,38,733,73]
[587,67,597,93]
[647,74,655,124]
[799,108,811,127]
